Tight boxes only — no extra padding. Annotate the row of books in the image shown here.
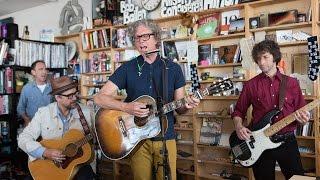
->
[13,40,66,68]
[80,29,110,50]
[79,52,112,74]
[0,40,8,65]
[198,44,241,66]
[295,121,314,137]
[0,67,13,94]
[0,95,10,115]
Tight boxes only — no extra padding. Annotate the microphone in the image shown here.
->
[145,49,160,55]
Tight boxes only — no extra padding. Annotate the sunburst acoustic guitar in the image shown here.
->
[95,77,234,160]
[28,129,94,180]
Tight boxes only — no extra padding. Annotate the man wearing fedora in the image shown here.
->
[18,76,96,179]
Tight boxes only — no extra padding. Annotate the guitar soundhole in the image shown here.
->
[134,104,152,127]
[64,143,78,157]
[134,117,148,127]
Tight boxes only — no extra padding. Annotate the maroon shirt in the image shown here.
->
[232,70,306,134]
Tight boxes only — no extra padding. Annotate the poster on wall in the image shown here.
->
[119,0,240,24]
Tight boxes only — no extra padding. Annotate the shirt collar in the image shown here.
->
[56,104,76,121]
[261,68,282,81]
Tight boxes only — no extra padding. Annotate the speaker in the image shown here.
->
[5,23,18,48]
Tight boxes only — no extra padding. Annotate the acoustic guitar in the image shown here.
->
[95,78,233,160]
[28,129,93,180]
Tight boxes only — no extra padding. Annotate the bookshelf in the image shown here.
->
[53,0,320,179]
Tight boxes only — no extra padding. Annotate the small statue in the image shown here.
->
[59,0,84,35]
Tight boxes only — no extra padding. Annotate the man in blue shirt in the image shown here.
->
[17,60,52,126]
[94,19,200,180]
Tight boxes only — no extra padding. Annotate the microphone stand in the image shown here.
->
[147,49,171,180]
[156,96,171,180]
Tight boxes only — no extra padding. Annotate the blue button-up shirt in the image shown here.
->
[17,81,52,119]
[109,55,186,140]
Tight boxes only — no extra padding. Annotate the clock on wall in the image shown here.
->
[142,0,161,11]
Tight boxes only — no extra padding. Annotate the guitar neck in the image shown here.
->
[162,88,210,114]
[75,133,94,147]
[264,99,320,137]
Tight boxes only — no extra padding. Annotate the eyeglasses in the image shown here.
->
[134,33,154,42]
[59,92,79,99]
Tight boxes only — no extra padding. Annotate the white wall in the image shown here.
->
[0,0,92,40]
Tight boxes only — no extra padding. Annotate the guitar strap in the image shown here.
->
[75,103,92,137]
[162,57,168,103]
[278,74,288,111]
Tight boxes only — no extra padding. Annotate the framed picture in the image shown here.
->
[249,17,260,29]
[291,53,308,75]
[268,10,298,26]
[228,18,245,33]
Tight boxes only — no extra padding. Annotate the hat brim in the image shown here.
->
[50,82,78,95]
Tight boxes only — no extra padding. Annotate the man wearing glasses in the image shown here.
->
[94,19,199,180]
[18,76,96,179]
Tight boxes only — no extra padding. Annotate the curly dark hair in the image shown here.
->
[252,40,282,65]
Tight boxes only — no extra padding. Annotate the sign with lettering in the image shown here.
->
[120,0,147,24]
[161,0,239,17]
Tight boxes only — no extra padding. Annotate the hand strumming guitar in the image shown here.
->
[43,149,66,163]
[123,101,149,118]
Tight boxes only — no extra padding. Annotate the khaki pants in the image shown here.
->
[130,139,176,180]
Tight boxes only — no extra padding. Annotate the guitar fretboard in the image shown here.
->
[75,133,94,148]
[264,99,320,137]
[161,86,217,114]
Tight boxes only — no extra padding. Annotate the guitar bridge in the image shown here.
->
[118,117,128,137]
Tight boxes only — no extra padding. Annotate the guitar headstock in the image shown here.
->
[208,79,234,95]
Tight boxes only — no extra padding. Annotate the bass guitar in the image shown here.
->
[95,78,233,160]
[28,129,93,180]
[229,99,320,167]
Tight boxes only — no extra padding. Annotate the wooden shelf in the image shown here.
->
[197,159,242,167]
[155,15,182,23]
[177,169,195,176]
[197,143,230,150]
[82,26,111,33]
[203,96,239,100]
[278,41,308,47]
[196,114,231,119]
[300,153,316,158]
[177,156,194,161]
[198,33,245,43]
[83,47,111,53]
[304,96,318,100]
[174,127,193,131]
[82,71,112,75]
[296,136,315,140]
[198,174,224,180]
[112,47,134,51]
[249,22,312,32]
[112,24,128,29]
[196,3,244,16]
[54,33,80,39]
[162,36,192,42]
[197,63,242,69]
